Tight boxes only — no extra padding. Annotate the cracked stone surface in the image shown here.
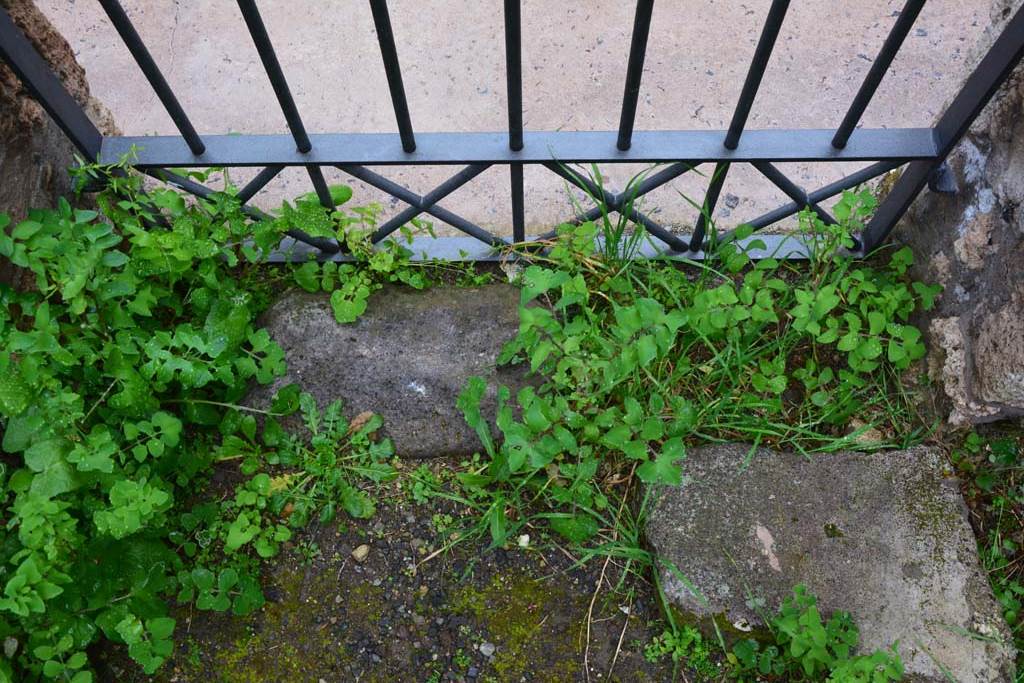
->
[246,283,529,458]
[646,443,1015,683]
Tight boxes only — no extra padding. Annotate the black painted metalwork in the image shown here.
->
[369,0,416,153]
[861,3,1024,253]
[692,0,789,252]
[236,165,284,204]
[724,0,790,151]
[98,0,205,155]
[832,0,926,149]
[1,1,1022,259]
[617,0,656,151]
[237,0,311,153]
[100,128,938,167]
[236,0,336,220]
[503,0,523,152]
[544,161,688,252]
[0,9,101,158]
[510,164,525,242]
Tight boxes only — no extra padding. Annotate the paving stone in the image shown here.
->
[248,284,529,458]
[646,443,1015,682]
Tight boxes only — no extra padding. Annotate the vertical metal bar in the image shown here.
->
[98,0,205,155]
[693,0,788,249]
[237,0,312,152]
[690,162,730,251]
[617,0,655,151]
[503,0,524,151]
[0,8,102,158]
[832,0,926,149]
[724,0,790,150]
[510,163,525,241]
[369,0,416,153]
[236,0,337,223]
[860,3,1024,253]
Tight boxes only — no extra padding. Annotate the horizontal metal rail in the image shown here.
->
[100,128,938,167]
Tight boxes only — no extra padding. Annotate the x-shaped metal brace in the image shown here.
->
[337,164,508,248]
[544,161,693,252]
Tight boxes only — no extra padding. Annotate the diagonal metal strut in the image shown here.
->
[544,162,689,252]
[337,165,507,248]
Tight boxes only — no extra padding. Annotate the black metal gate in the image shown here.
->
[1,1,1023,259]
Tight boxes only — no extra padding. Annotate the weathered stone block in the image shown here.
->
[898,1,1024,425]
[646,443,1014,682]
[248,284,529,458]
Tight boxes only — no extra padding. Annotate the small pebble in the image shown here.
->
[479,642,496,657]
[352,544,370,562]
[467,666,479,679]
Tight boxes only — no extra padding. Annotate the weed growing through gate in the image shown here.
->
[0,158,416,680]
[453,187,937,550]
[558,162,655,265]
[441,184,936,678]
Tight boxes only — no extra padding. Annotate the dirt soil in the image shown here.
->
[93,458,680,683]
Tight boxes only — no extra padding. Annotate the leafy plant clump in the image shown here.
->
[454,188,938,553]
[952,430,1024,670]
[645,585,902,682]
[0,154,935,682]
[0,160,415,681]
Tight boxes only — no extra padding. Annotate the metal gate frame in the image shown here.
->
[1,0,1023,260]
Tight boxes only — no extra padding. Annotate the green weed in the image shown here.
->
[0,158,402,680]
[452,188,936,555]
[952,430,1024,676]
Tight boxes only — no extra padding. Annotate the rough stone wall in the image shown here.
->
[897,1,1024,425]
[0,0,115,288]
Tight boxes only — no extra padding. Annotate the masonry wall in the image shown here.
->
[898,1,1024,424]
[0,0,114,288]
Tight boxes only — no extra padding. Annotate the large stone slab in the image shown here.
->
[646,443,1015,682]
[249,284,529,458]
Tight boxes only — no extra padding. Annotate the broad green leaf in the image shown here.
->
[0,372,31,416]
[637,449,684,486]
[294,262,320,292]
